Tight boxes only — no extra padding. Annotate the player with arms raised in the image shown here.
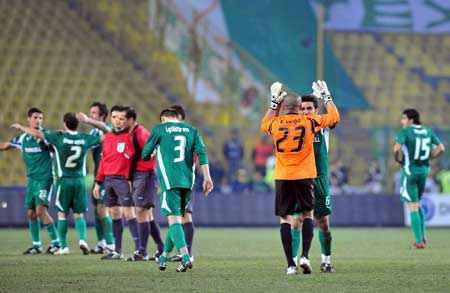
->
[393,109,445,248]
[261,80,339,275]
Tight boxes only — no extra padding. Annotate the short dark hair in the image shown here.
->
[64,112,79,130]
[27,107,43,117]
[125,107,137,120]
[90,102,108,121]
[160,108,179,120]
[403,109,421,124]
[300,94,318,109]
[170,105,186,121]
[110,105,126,113]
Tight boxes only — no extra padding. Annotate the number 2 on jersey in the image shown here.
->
[65,146,82,168]
[276,126,305,153]
[173,135,186,163]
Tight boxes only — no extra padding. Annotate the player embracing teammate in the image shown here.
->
[261,80,340,275]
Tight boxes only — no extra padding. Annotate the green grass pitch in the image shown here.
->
[1,227,449,292]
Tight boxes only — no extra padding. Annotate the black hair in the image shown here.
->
[27,107,43,117]
[110,105,126,113]
[170,105,186,121]
[125,107,137,120]
[160,108,179,119]
[403,109,421,125]
[300,94,318,109]
[90,102,108,121]
[63,112,79,130]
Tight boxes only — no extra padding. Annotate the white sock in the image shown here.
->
[322,254,330,264]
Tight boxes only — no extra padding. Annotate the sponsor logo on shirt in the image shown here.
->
[24,147,43,153]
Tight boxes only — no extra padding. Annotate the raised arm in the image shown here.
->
[312,80,340,127]
[76,112,111,133]
[10,124,45,140]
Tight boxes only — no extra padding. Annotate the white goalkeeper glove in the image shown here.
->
[312,80,332,103]
[270,82,287,110]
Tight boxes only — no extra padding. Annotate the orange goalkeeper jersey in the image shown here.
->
[261,103,340,180]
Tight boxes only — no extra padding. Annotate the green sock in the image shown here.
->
[75,217,87,241]
[410,211,423,244]
[95,218,105,242]
[163,230,175,254]
[169,223,189,262]
[418,207,426,239]
[291,228,301,258]
[319,230,332,256]
[57,219,68,248]
[29,220,41,248]
[101,216,114,245]
[45,222,60,245]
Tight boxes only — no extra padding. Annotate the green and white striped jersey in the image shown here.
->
[142,121,208,191]
[44,130,101,178]
[10,130,53,180]
[395,125,441,175]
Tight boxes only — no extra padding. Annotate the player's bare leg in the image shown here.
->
[316,215,334,272]
[299,211,314,274]
[280,215,298,275]
[23,209,42,254]
[35,205,59,254]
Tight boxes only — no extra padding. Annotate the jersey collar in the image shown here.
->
[66,130,78,135]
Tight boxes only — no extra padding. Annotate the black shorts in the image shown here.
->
[132,171,158,209]
[185,193,194,214]
[104,176,133,207]
[275,179,314,217]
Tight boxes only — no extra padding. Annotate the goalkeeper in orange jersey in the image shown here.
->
[261,80,339,275]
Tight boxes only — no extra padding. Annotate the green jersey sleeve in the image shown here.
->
[10,133,26,149]
[429,129,441,146]
[395,129,406,144]
[44,130,62,147]
[142,126,161,161]
[194,130,208,165]
[84,133,102,149]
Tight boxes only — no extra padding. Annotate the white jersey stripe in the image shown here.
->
[157,147,171,190]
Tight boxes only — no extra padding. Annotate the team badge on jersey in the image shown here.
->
[117,142,125,153]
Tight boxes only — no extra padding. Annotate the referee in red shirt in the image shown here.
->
[125,108,165,261]
[93,105,139,260]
